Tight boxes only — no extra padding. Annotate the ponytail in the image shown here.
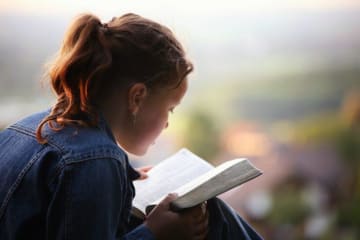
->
[37,14,111,143]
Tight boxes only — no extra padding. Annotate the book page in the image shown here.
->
[171,158,263,210]
[173,158,247,197]
[132,148,214,214]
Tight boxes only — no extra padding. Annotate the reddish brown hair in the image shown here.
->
[36,13,193,143]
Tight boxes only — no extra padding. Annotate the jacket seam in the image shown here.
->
[65,163,72,240]
[0,146,47,221]
[48,160,66,189]
[8,125,65,155]
[64,155,124,165]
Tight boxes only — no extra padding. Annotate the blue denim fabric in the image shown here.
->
[207,198,264,240]
[0,110,155,240]
[0,109,263,240]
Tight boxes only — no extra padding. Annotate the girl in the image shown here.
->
[0,13,262,239]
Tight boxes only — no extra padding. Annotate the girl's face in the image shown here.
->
[109,79,188,156]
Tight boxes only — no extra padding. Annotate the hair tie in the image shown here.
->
[100,22,110,34]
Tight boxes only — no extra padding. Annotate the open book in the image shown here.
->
[132,148,262,219]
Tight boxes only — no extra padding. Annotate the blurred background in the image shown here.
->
[1,0,359,239]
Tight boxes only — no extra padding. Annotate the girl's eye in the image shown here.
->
[169,108,175,114]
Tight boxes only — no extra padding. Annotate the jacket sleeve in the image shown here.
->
[46,158,156,240]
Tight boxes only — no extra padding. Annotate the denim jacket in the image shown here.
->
[0,110,155,240]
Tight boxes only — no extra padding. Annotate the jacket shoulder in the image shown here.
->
[10,109,125,163]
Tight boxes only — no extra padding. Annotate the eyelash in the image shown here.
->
[169,108,175,114]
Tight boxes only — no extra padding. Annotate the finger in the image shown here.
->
[135,166,153,180]
[193,222,209,240]
[200,201,207,217]
[185,204,203,218]
[202,201,207,213]
[147,193,179,216]
[191,214,208,239]
[190,210,209,237]
[136,166,152,179]
[193,232,208,240]
[158,193,178,208]
[192,203,208,221]
[195,210,209,227]
[193,230,208,240]
[137,171,149,180]
[140,165,153,172]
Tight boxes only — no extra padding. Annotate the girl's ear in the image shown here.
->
[128,83,148,114]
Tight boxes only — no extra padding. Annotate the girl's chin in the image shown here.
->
[137,142,156,156]
[117,142,149,156]
[133,144,153,156]
[123,140,156,156]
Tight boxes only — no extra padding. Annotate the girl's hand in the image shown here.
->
[144,193,209,240]
[135,166,152,180]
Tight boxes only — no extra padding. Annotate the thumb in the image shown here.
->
[147,193,178,214]
[159,193,178,207]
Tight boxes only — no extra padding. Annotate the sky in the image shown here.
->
[1,1,359,45]
[1,0,360,20]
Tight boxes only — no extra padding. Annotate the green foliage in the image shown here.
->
[267,183,311,225]
[335,127,360,165]
[200,67,360,125]
[181,110,220,162]
[287,112,360,164]
[337,196,360,231]
[290,113,346,145]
